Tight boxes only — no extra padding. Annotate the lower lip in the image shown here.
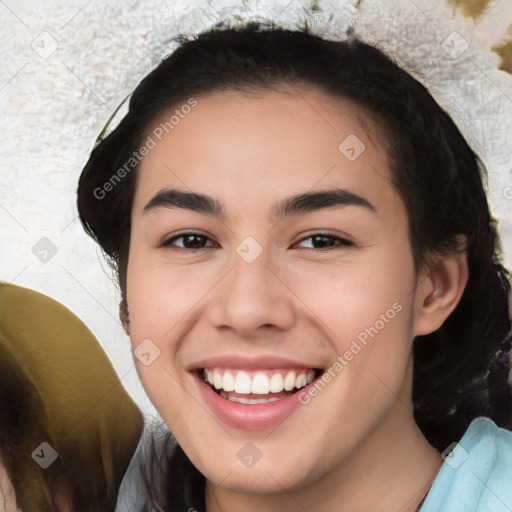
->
[193,372,317,431]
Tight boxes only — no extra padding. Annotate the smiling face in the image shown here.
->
[125,86,437,497]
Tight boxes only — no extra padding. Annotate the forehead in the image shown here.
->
[133,87,399,218]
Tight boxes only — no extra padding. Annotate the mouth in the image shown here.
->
[198,367,324,405]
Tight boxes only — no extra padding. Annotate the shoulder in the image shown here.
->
[422,416,512,511]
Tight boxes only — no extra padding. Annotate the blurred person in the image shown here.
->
[0,282,143,511]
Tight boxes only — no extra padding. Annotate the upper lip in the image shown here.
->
[188,355,323,371]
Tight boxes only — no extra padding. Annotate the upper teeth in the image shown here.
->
[203,368,316,394]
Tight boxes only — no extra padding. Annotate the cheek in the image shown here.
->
[287,250,416,389]
[125,253,211,341]
[124,253,221,411]
[290,251,414,335]
[128,265,218,350]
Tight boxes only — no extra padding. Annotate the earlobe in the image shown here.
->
[413,240,469,337]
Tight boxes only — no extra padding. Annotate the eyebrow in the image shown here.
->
[142,187,377,220]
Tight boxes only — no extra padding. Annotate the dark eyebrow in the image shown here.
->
[143,188,224,217]
[142,187,376,219]
[271,188,376,218]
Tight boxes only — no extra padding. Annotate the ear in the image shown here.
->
[413,237,468,337]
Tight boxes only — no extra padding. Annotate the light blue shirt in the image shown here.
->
[421,416,512,511]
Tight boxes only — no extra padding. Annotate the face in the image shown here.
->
[126,87,422,492]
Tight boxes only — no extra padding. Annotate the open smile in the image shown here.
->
[191,361,325,430]
[200,367,321,404]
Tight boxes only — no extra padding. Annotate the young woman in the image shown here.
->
[77,20,512,512]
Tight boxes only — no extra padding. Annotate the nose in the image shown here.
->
[206,246,297,338]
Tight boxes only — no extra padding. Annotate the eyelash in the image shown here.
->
[160,232,353,252]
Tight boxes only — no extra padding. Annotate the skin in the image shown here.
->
[0,461,20,512]
[0,460,72,512]
[124,86,468,512]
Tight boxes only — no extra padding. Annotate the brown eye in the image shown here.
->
[295,233,353,250]
[161,233,217,250]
